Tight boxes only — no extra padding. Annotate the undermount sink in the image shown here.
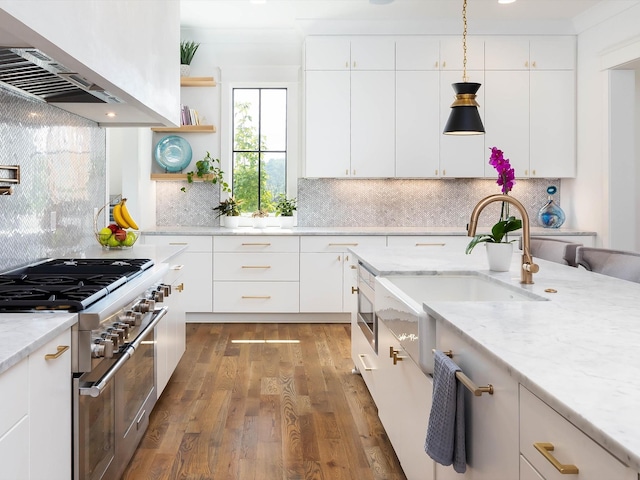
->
[382,272,544,303]
[375,272,546,376]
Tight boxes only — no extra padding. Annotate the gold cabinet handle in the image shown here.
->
[328,243,359,246]
[176,283,184,292]
[45,345,69,360]
[241,295,271,299]
[415,243,446,247]
[432,349,493,395]
[442,61,446,68]
[357,354,374,371]
[389,347,406,365]
[351,286,359,294]
[241,265,271,269]
[241,242,271,246]
[533,442,579,474]
[532,60,537,68]
[171,264,184,270]
[525,60,529,68]
[168,242,188,245]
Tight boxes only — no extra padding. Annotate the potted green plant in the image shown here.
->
[180,152,230,193]
[251,209,270,229]
[180,40,200,77]
[213,196,242,228]
[275,194,297,228]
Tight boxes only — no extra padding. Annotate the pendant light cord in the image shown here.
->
[462,0,468,82]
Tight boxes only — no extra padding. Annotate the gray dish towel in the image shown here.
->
[424,350,467,473]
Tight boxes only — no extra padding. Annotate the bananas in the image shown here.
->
[113,198,139,230]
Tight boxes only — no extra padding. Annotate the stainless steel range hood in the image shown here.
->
[0,47,123,104]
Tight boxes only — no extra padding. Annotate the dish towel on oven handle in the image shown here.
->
[424,349,467,473]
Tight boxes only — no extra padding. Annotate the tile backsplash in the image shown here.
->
[0,87,106,272]
[156,175,560,229]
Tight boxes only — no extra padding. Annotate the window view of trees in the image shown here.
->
[232,88,287,213]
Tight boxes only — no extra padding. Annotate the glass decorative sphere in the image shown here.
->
[537,186,565,228]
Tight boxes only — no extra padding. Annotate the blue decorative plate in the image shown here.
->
[154,135,192,172]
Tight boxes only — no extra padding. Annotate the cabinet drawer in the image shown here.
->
[519,385,635,479]
[214,235,299,253]
[300,235,386,252]
[213,253,299,281]
[0,358,28,436]
[144,235,213,252]
[386,235,469,250]
[213,282,299,312]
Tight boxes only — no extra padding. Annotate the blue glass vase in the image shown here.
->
[537,186,565,228]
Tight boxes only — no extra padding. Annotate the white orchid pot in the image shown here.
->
[485,242,513,272]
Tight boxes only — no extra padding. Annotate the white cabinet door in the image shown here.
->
[484,70,530,177]
[376,321,435,480]
[0,417,29,480]
[305,36,350,70]
[29,329,72,480]
[439,70,486,177]
[530,70,576,178]
[350,37,395,70]
[351,70,395,177]
[305,70,351,177]
[396,37,440,71]
[396,70,440,177]
[343,252,359,313]
[0,358,29,480]
[485,38,530,70]
[520,455,545,480]
[435,322,519,480]
[529,37,575,70]
[299,252,344,312]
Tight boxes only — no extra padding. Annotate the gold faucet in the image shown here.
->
[467,194,539,284]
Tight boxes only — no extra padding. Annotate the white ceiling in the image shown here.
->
[180,0,605,34]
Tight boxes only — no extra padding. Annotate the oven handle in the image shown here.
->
[79,306,169,398]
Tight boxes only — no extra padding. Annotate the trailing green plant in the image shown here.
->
[180,152,230,193]
[213,197,242,218]
[180,40,200,65]
[275,195,297,217]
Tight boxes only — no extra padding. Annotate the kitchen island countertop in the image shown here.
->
[350,246,640,471]
[0,244,186,376]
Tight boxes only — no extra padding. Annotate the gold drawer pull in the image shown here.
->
[241,265,271,269]
[45,345,69,360]
[168,242,188,245]
[176,283,184,292]
[415,243,446,247]
[328,243,359,246]
[432,349,493,395]
[241,295,271,299]
[241,242,271,246]
[351,286,359,294]
[171,264,184,270]
[533,442,579,474]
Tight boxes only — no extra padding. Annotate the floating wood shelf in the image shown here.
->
[180,76,216,87]
[151,173,218,181]
[151,125,216,133]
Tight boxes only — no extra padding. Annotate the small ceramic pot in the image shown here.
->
[485,242,513,272]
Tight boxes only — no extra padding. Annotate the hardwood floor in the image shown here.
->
[122,323,407,480]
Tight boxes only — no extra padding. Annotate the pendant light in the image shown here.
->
[443,0,485,135]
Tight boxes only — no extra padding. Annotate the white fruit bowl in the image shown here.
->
[93,201,139,248]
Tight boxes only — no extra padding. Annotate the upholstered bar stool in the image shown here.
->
[575,247,640,283]
[518,236,582,267]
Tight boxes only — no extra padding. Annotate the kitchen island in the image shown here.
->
[350,245,640,476]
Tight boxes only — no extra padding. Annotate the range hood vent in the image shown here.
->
[0,47,123,104]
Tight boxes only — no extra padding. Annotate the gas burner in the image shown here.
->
[0,288,52,300]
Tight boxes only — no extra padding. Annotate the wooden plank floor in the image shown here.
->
[122,323,407,480]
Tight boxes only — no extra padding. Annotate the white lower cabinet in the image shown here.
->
[376,320,435,480]
[435,321,519,480]
[519,385,636,480]
[156,254,187,397]
[520,455,545,480]
[0,328,72,480]
[142,235,213,312]
[300,236,386,313]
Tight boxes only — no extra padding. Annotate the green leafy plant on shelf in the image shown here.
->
[180,152,230,193]
[180,40,200,65]
[275,195,297,217]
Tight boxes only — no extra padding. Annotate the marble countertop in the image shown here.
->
[143,225,597,237]
[0,244,186,377]
[350,246,640,471]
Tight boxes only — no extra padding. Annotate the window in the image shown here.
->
[232,88,287,213]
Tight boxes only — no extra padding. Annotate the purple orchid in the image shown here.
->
[489,146,515,194]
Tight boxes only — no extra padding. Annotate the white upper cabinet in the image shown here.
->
[485,36,575,71]
[485,38,531,70]
[305,36,351,70]
[396,37,440,71]
[529,37,576,70]
[350,37,396,70]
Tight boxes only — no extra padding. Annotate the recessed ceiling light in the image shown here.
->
[105,112,117,118]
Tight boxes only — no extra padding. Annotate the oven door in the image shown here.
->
[357,275,377,354]
[74,306,168,480]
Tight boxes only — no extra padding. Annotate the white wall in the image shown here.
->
[574,2,640,249]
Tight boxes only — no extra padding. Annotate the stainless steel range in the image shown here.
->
[0,258,171,480]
